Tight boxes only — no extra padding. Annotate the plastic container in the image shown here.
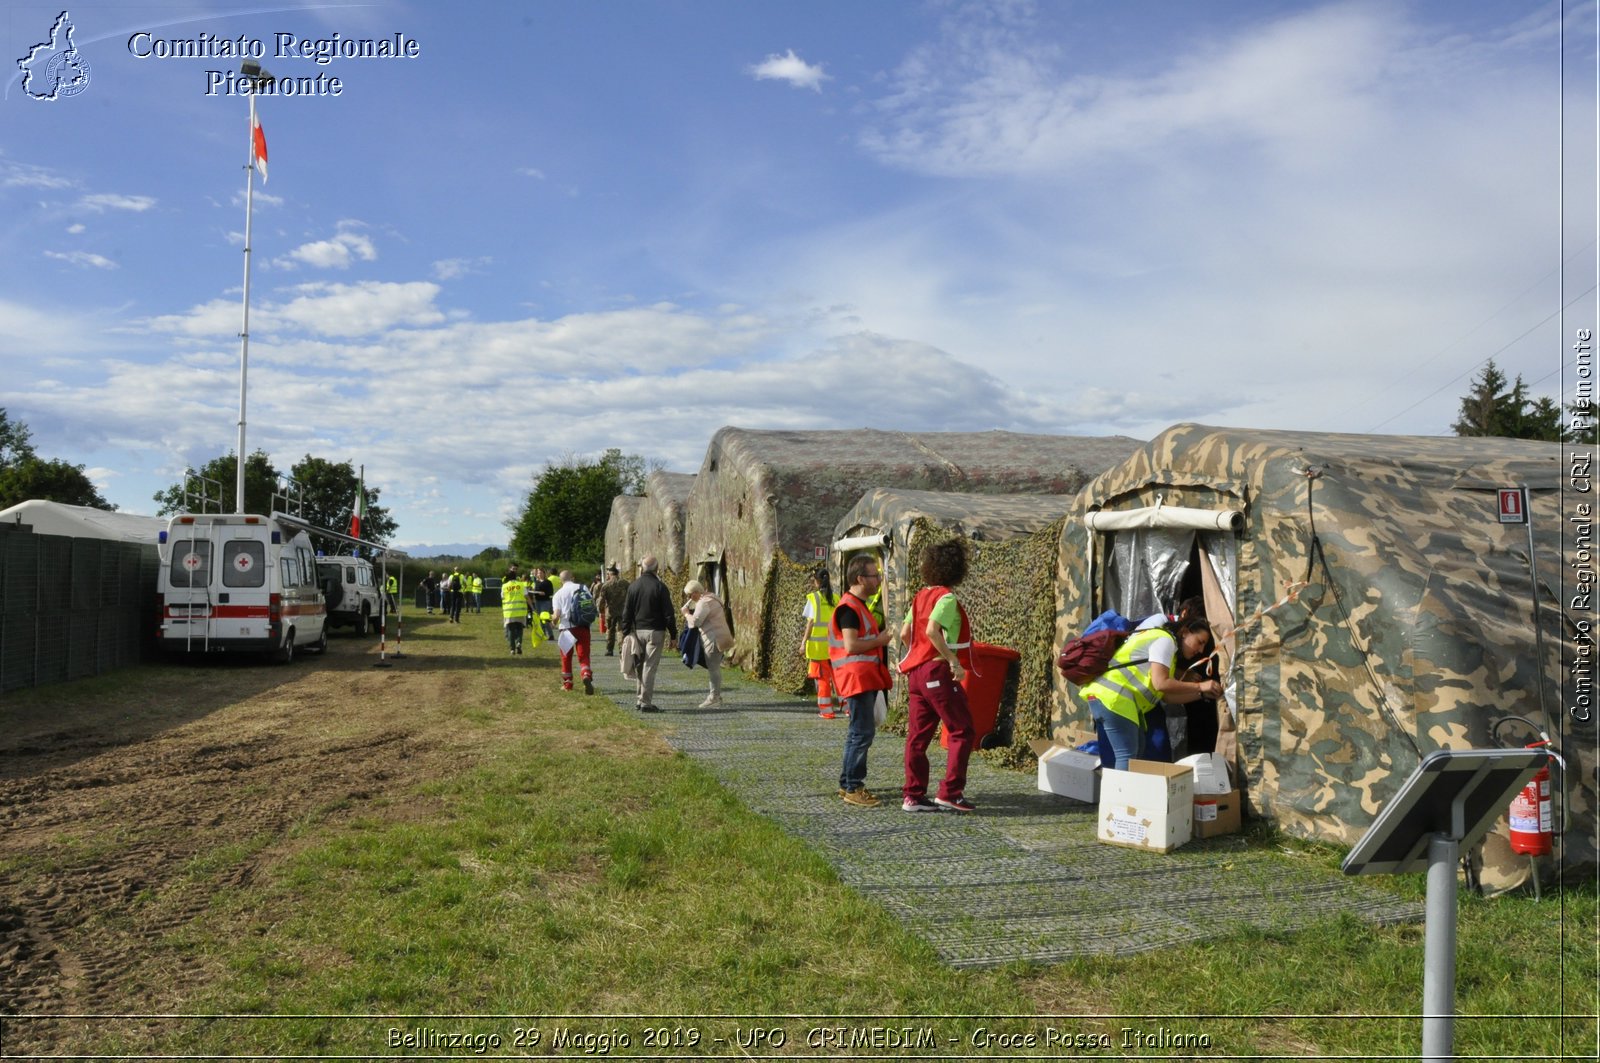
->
[941,641,1021,749]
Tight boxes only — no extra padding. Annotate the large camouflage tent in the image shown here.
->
[683,427,1140,693]
[630,471,695,593]
[602,494,645,574]
[831,489,1079,764]
[1055,423,1595,887]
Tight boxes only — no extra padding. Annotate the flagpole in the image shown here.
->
[235,61,272,513]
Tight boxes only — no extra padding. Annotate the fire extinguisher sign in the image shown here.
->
[1497,486,1528,525]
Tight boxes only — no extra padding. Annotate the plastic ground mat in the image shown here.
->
[599,661,1422,968]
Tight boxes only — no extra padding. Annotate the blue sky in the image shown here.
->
[2,0,1595,549]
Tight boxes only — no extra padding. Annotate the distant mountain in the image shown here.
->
[395,542,499,559]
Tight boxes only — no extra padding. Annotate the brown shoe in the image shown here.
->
[842,788,880,807]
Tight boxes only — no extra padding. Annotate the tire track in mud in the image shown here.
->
[0,643,471,1021]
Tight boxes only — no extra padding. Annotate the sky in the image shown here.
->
[2,0,1596,550]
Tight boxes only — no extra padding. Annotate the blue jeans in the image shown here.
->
[838,690,879,791]
[1089,698,1145,771]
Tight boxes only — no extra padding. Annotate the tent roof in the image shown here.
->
[645,470,696,504]
[1082,423,1567,508]
[835,488,1075,546]
[0,500,165,545]
[702,427,1141,486]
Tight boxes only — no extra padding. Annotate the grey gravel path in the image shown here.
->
[591,654,1422,968]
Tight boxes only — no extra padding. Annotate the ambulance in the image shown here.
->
[156,512,328,662]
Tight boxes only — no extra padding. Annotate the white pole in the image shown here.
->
[235,90,259,514]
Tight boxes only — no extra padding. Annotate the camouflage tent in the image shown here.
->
[602,495,645,574]
[832,489,1078,763]
[683,427,1140,691]
[1055,423,1595,886]
[632,470,695,594]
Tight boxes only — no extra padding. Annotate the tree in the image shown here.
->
[1451,360,1567,442]
[153,450,281,516]
[0,456,112,510]
[509,449,649,562]
[286,455,397,551]
[0,408,35,467]
[0,407,113,510]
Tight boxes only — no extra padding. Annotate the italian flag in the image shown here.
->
[349,484,365,539]
[252,113,268,183]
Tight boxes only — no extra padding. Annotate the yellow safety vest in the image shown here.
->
[805,590,837,662]
[1080,627,1173,727]
[502,580,529,621]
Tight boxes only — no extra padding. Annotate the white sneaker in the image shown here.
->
[699,694,721,708]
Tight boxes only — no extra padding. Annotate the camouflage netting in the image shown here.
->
[683,427,1140,682]
[602,495,644,573]
[830,489,1077,766]
[1055,423,1596,887]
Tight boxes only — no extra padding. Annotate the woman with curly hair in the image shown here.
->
[896,540,979,813]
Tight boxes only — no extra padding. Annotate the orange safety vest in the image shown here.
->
[897,586,973,675]
[827,591,892,697]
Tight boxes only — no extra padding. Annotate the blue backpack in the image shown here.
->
[568,585,599,627]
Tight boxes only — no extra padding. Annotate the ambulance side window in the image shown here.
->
[222,540,266,587]
[298,548,315,586]
[280,558,295,587]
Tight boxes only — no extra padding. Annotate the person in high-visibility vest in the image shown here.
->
[896,540,980,813]
[828,554,894,807]
[470,573,484,613]
[798,566,843,718]
[1081,617,1221,771]
[501,574,530,654]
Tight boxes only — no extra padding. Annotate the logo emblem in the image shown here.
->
[18,11,91,101]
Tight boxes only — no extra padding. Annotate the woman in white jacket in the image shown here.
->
[682,580,734,708]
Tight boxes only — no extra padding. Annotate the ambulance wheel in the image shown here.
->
[274,632,295,665]
[356,606,371,637]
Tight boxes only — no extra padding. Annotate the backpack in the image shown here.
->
[568,584,598,627]
[1057,609,1143,685]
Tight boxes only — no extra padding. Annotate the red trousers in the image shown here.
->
[561,626,593,687]
[903,657,975,801]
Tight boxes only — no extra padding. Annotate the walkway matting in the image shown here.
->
[593,659,1422,968]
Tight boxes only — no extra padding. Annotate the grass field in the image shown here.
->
[0,609,1594,1060]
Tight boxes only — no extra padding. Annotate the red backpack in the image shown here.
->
[1057,609,1145,685]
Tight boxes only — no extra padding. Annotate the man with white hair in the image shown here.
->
[620,555,677,712]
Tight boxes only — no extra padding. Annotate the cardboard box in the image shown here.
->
[1192,788,1242,839]
[1097,760,1193,853]
[1029,738,1101,803]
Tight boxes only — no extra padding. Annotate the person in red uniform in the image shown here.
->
[897,540,979,813]
[828,554,895,807]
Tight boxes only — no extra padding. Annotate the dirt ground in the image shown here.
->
[0,617,523,1023]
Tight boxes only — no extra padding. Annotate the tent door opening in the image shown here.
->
[1098,526,1238,760]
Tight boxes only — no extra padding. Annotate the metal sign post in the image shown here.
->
[1344,747,1549,1061]
[1497,485,1555,741]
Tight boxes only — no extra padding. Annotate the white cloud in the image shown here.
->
[518,167,546,179]
[66,223,85,234]
[141,280,444,339]
[77,193,157,213]
[0,161,73,190]
[748,48,829,91]
[275,224,378,270]
[44,249,116,269]
[432,256,492,280]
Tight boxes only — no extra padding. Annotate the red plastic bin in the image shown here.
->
[941,641,1021,749]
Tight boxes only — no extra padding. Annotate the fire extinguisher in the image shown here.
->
[1508,740,1553,857]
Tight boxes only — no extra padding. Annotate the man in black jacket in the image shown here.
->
[621,555,677,712]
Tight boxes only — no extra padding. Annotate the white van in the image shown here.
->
[157,513,328,663]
